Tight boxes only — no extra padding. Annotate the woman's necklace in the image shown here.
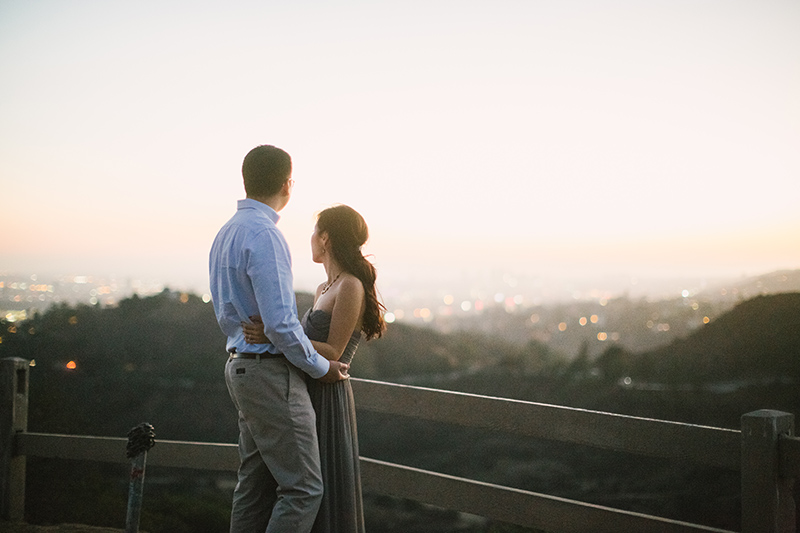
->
[320,272,342,295]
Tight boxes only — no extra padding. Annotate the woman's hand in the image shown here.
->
[242,315,270,344]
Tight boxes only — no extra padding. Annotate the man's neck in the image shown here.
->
[247,195,285,213]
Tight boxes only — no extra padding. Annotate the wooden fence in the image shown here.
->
[2,356,798,532]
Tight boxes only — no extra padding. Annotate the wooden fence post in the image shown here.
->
[741,409,795,533]
[1,357,30,522]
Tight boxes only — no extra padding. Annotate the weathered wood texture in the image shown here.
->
[741,410,796,533]
[1,358,28,522]
[360,457,734,533]
[16,433,239,471]
[350,378,741,469]
[4,361,798,532]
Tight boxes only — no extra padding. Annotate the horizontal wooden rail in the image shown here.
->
[16,433,239,471]
[350,378,742,470]
[3,359,796,532]
[19,380,745,474]
[20,408,800,478]
[14,432,735,533]
[360,458,734,533]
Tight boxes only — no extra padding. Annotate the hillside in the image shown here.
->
[0,289,529,441]
[2,289,798,436]
[2,289,798,532]
[631,292,800,383]
[700,269,800,301]
[406,292,800,430]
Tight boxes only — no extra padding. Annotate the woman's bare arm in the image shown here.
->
[313,277,364,361]
[242,278,364,361]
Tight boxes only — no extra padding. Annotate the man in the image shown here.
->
[209,144,349,533]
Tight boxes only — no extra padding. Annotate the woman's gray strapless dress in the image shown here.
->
[302,308,365,533]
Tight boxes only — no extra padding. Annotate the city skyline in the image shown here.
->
[2,1,799,298]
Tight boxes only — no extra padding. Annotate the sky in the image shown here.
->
[1,0,799,300]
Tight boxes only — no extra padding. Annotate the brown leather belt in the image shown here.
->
[228,350,284,360]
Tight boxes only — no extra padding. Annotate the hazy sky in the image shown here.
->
[2,0,798,295]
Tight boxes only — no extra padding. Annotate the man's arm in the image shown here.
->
[243,316,350,381]
[318,360,350,382]
[246,229,332,378]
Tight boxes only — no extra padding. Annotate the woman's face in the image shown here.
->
[310,225,326,263]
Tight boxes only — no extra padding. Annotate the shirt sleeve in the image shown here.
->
[246,228,330,379]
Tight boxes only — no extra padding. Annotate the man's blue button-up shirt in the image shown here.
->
[209,199,329,379]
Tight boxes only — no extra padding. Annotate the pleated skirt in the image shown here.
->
[307,377,365,533]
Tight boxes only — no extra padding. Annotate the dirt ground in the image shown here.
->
[0,523,134,533]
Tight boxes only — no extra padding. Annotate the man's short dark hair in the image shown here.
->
[242,145,292,197]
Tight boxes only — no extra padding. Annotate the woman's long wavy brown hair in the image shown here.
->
[317,204,386,340]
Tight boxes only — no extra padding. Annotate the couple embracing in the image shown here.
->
[209,145,385,533]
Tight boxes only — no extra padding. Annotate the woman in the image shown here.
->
[243,204,386,533]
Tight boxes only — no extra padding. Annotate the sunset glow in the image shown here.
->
[1,1,798,298]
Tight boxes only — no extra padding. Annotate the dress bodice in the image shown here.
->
[301,308,362,366]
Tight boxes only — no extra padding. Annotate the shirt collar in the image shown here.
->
[237,198,280,223]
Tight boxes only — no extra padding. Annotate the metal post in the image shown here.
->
[741,409,796,533]
[125,423,155,533]
[1,357,29,522]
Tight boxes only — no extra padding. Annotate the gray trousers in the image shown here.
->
[225,356,323,533]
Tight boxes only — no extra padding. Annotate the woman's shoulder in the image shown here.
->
[339,273,364,294]
[314,281,326,297]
